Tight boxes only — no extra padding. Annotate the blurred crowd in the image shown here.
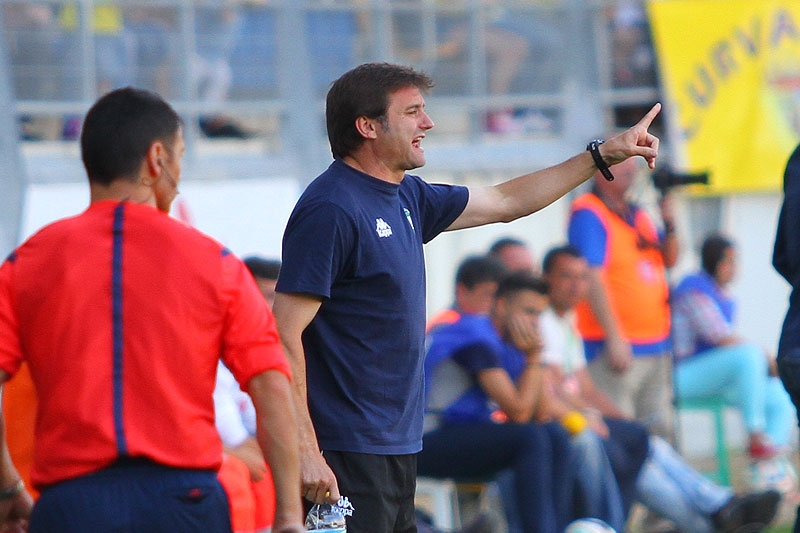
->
[2,0,658,140]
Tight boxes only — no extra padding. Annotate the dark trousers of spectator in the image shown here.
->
[29,458,231,532]
[601,418,650,516]
[778,354,800,533]
[418,421,574,533]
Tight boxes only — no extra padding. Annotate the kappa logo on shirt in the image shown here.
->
[375,218,393,238]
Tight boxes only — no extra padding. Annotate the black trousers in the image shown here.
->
[778,355,800,533]
[322,450,417,533]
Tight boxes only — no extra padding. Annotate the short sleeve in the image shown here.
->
[276,202,355,298]
[539,312,563,367]
[0,257,23,377]
[219,254,291,390]
[408,177,469,244]
[213,363,250,447]
[568,208,608,267]
[452,342,502,374]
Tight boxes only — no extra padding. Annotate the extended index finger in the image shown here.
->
[635,102,662,131]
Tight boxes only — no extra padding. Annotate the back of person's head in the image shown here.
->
[487,237,537,273]
[81,87,181,185]
[542,245,583,274]
[701,234,734,276]
[496,271,549,300]
[455,255,507,289]
[488,237,526,256]
[243,257,281,282]
[326,62,433,159]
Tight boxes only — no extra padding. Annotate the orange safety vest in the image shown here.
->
[571,193,670,344]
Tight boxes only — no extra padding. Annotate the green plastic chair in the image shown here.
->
[676,396,731,486]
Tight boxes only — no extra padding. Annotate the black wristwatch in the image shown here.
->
[587,139,615,182]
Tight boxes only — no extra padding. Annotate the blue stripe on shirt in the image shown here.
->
[112,203,128,455]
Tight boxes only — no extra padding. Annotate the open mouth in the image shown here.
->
[412,136,424,149]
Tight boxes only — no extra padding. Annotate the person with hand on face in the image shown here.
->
[0,88,304,533]
[421,272,575,533]
[568,157,678,441]
[272,61,661,532]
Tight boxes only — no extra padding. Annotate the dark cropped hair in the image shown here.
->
[243,257,281,281]
[81,87,181,185]
[455,255,508,289]
[496,272,549,300]
[326,63,433,159]
[701,234,734,277]
[487,237,527,256]
[542,245,583,274]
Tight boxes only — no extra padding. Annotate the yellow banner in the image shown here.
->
[647,0,800,193]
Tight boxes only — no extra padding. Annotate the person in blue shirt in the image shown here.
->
[271,62,662,532]
[421,272,574,532]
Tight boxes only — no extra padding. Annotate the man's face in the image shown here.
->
[456,281,498,315]
[155,128,185,213]
[714,247,737,287]
[374,86,434,173]
[496,289,549,339]
[545,254,589,313]
[596,157,637,199]
[255,277,278,307]
[496,244,537,273]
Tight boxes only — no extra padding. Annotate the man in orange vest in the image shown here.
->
[567,157,679,440]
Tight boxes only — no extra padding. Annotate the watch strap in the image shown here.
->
[587,139,615,181]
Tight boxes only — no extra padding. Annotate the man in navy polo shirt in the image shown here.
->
[272,62,662,533]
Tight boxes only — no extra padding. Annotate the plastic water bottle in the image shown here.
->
[305,503,347,532]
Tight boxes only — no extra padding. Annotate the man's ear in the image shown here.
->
[144,141,167,176]
[354,116,379,140]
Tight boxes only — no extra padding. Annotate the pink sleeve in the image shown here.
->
[219,254,291,391]
[0,258,23,377]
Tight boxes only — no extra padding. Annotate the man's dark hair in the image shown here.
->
[487,237,527,256]
[455,255,507,289]
[542,245,583,274]
[81,87,181,185]
[326,63,433,159]
[701,234,734,277]
[243,257,281,281]
[496,272,549,300]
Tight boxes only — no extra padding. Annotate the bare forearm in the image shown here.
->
[506,365,545,423]
[452,152,598,230]
[495,152,598,222]
[586,269,622,340]
[661,232,679,268]
[249,372,303,528]
[281,337,322,454]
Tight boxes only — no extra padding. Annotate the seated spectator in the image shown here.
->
[193,0,251,138]
[487,237,538,274]
[672,235,797,467]
[421,272,579,532]
[427,255,507,332]
[214,256,282,533]
[541,245,781,532]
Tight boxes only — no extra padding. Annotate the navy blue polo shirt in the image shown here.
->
[276,159,469,454]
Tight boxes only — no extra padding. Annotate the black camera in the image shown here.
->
[651,166,709,194]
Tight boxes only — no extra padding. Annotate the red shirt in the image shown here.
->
[0,201,290,488]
